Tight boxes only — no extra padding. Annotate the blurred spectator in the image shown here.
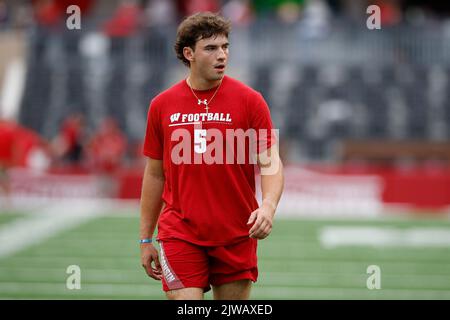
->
[252,0,304,14]
[32,0,61,27]
[0,0,9,30]
[103,0,141,37]
[0,120,51,171]
[31,0,95,28]
[143,0,177,27]
[14,3,34,29]
[277,1,301,24]
[86,117,127,173]
[297,0,331,39]
[51,114,86,165]
[375,0,402,26]
[130,139,146,167]
[176,0,220,17]
[222,0,253,26]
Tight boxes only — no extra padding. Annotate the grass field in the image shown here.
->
[0,209,450,300]
[0,213,24,226]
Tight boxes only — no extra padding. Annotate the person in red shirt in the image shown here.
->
[87,117,127,173]
[0,120,51,202]
[0,120,50,169]
[51,114,86,165]
[140,12,284,300]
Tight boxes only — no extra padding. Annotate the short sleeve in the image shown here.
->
[143,99,163,159]
[248,92,276,154]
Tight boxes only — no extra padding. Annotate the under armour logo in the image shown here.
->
[198,99,208,106]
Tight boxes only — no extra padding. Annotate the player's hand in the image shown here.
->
[141,243,162,280]
[247,201,275,239]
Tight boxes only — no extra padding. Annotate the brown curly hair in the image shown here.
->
[174,12,231,67]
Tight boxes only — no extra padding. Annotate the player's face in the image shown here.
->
[191,34,229,82]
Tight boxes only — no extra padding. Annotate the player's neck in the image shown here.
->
[187,73,222,91]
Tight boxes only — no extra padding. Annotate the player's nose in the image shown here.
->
[217,48,227,60]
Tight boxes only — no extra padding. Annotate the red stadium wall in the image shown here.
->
[381,170,450,209]
[114,165,450,210]
[6,165,450,211]
[298,165,450,209]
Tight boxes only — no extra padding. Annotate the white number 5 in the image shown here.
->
[194,129,207,154]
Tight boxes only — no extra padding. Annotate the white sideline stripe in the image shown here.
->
[320,226,450,248]
[2,268,450,286]
[252,286,450,299]
[1,282,450,299]
[0,200,104,258]
[0,282,162,296]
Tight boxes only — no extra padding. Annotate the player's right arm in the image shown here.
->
[140,157,165,280]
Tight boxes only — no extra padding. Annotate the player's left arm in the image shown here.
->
[248,144,284,239]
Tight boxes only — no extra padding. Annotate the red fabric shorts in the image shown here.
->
[158,237,258,292]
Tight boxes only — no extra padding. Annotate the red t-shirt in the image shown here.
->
[143,75,275,246]
[0,121,48,168]
[0,122,15,166]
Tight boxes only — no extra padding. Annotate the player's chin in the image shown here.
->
[212,68,226,77]
[210,74,225,81]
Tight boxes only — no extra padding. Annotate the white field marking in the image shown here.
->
[1,267,450,281]
[4,197,140,215]
[252,286,450,300]
[0,200,105,258]
[3,256,450,270]
[3,268,450,288]
[320,226,450,249]
[0,282,163,296]
[1,282,450,299]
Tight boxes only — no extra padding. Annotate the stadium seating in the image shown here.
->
[17,24,450,163]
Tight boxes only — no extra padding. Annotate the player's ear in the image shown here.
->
[183,46,195,63]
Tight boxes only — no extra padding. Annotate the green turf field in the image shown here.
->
[0,213,24,226]
[0,212,450,299]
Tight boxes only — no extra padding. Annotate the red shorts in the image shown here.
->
[158,237,258,292]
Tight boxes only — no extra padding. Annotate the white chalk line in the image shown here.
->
[0,200,106,258]
[320,226,450,248]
